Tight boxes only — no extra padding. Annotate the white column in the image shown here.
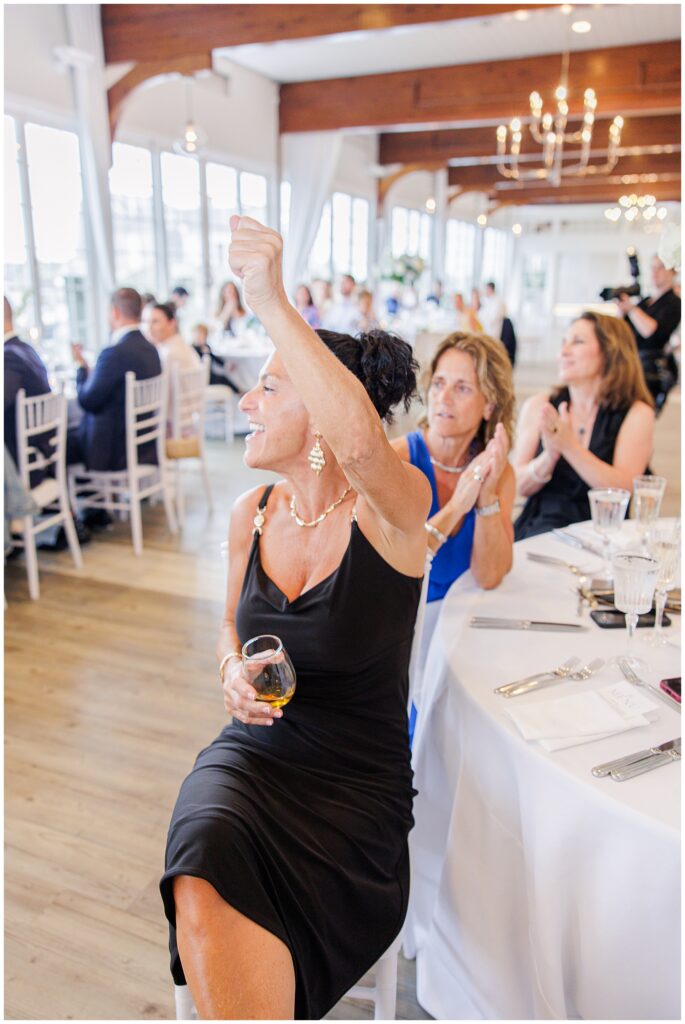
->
[61,4,116,351]
[431,169,448,285]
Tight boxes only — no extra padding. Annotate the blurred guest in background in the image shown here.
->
[215,281,248,336]
[357,290,378,332]
[617,254,681,413]
[479,281,507,341]
[140,292,157,308]
[471,287,481,317]
[453,292,482,333]
[4,296,52,480]
[70,288,161,472]
[311,279,333,324]
[513,312,655,540]
[322,273,359,334]
[169,285,190,312]
[144,303,200,432]
[294,284,320,329]
[427,280,444,306]
[191,323,240,393]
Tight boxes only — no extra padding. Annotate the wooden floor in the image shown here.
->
[5,369,679,1020]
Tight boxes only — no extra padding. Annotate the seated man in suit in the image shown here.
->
[71,287,162,472]
[4,296,52,485]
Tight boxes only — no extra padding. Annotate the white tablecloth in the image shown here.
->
[406,527,681,1020]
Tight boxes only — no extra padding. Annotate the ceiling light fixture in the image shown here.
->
[512,223,523,235]
[496,51,623,187]
[477,214,488,227]
[425,197,436,212]
[571,20,592,33]
[605,194,660,222]
[173,79,207,158]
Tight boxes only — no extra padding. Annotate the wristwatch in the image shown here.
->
[476,498,501,517]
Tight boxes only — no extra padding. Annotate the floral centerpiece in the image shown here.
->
[379,252,425,286]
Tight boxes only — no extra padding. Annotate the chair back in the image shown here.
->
[15,389,67,490]
[169,362,210,445]
[125,371,166,472]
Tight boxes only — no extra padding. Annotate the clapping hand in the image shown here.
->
[229,216,286,315]
[71,342,88,369]
[477,423,509,505]
[541,401,576,454]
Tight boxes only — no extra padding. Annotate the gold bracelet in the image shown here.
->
[218,651,242,684]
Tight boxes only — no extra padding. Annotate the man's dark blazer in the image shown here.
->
[4,334,53,482]
[76,328,162,472]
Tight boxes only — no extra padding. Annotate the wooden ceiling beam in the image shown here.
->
[101,4,550,64]
[472,179,681,207]
[379,113,682,165]
[107,54,212,138]
[447,152,683,190]
[280,41,680,133]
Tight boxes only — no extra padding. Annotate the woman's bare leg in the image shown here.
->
[173,875,296,1020]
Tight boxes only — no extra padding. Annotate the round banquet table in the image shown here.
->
[405,526,680,1021]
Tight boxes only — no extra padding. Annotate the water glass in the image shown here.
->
[588,488,631,579]
[611,552,659,656]
[643,519,681,647]
[632,475,667,550]
[242,634,297,709]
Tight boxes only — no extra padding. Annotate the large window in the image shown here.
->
[280,180,291,238]
[481,227,509,292]
[206,161,239,305]
[24,122,89,358]
[391,206,432,261]
[109,142,156,293]
[308,192,368,282]
[445,219,476,295]
[239,171,268,223]
[161,151,204,319]
[3,115,33,335]
[3,113,276,351]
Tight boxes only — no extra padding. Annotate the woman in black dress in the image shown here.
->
[513,312,655,540]
[160,216,431,1019]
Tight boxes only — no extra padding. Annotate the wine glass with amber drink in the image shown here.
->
[241,634,296,709]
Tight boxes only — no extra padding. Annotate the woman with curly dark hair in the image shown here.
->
[161,217,431,1020]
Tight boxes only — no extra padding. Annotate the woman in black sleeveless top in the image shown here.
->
[514,312,655,541]
[160,217,431,1019]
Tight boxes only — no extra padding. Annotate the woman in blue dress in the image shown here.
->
[393,332,516,736]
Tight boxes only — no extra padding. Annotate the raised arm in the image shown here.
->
[513,393,561,497]
[228,217,430,535]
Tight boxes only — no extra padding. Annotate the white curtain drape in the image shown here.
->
[63,4,115,350]
[281,131,342,295]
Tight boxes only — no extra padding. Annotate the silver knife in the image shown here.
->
[470,616,588,632]
[612,747,681,781]
[553,528,603,556]
[592,738,681,777]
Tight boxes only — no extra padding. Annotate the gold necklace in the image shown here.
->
[290,486,352,528]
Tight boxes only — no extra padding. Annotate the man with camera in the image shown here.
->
[616,254,681,413]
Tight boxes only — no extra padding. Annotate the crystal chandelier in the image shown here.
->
[496,53,624,187]
[604,195,668,223]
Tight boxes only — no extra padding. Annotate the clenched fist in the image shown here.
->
[228,215,287,315]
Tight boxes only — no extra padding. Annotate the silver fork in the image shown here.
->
[618,657,682,714]
[500,657,604,698]
[495,656,580,696]
[527,551,591,582]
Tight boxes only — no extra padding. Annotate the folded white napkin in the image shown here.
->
[566,522,640,556]
[506,681,660,751]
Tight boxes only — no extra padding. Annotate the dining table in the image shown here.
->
[405,523,681,1020]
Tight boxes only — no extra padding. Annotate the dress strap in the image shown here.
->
[252,483,276,537]
[350,504,358,523]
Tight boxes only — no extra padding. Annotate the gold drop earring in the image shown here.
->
[308,432,326,474]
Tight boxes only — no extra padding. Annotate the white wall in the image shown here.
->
[4,3,74,117]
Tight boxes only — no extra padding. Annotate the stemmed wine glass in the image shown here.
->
[632,475,667,552]
[242,634,297,709]
[643,519,681,647]
[611,553,659,663]
[588,488,631,581]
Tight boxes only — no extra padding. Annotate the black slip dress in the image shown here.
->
[160,484,421,1019]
